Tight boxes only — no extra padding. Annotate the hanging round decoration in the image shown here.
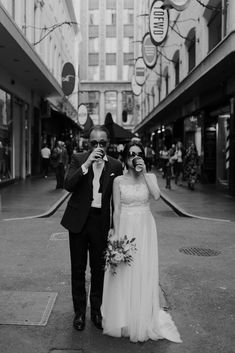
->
[131,76,142,96]
[142,33,158,69]
[162,0,191,11]
[134,57,146,86]
[77,104,88,126]
[149,0,169,46]
[61,62,76,96]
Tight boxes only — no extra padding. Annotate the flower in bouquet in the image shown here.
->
[104,235,137,275]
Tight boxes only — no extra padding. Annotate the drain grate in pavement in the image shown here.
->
[0,290,57,326]
[179,247,221,256]
[50,232,68,240]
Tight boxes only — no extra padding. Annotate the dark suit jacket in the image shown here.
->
[61,152,123,235]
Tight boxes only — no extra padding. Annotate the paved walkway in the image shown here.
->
[0,171,235,222]
[155,169,235,222]
[0,176,69,221]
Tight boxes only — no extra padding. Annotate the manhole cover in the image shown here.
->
[179,247,221,256]
[50,232,67,240]
[0,291,57,326]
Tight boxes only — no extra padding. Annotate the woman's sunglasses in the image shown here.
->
[90,140,107,148]
[128,151,144,158]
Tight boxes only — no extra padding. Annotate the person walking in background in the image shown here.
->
[184,142,199,191]
[61,126,123,332]
[101,141,182,343]
[168,143,176,177]
[51,141,68,189]
[40,143,51,178]
[144,143,154,172]
[0,140,6,181]
[159,145,169,178]
[174,141,184,186]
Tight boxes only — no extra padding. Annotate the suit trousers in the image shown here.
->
[69,207,107,317]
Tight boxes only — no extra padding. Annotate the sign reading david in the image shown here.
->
[149,0,169,46]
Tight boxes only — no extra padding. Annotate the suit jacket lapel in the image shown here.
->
[101,159,111,198]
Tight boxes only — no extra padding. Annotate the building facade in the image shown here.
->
[134,0,235,195]
[78,0,143,130]
[0,0,80,183]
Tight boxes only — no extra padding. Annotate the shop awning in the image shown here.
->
[104,113,136,143]
[134,30,235,133]
[0,5,64,97]
[42,109,82,136]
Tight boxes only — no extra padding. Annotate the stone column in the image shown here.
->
[99,91,105,124]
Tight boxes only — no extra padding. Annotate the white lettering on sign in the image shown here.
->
[149,0,169,46]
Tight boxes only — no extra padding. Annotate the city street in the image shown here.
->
[0,176,234,353]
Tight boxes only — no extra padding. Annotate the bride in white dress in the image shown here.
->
[101,141,182,343]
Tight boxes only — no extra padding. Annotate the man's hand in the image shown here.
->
[83,148,104,169]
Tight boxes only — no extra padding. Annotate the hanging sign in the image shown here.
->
[142,33,158,69]
[134,57,146,86]
[77,104,88,125]
[61,62,76,96]
[162,0,191,11]
[131,76,142,96]
[149,0,169,46]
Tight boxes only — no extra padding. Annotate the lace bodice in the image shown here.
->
[119,182,149,208]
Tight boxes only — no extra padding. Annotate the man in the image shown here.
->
[61,126,123,331]
[144,143,154,172]
[51,141,68,189]
[40,143,51,178]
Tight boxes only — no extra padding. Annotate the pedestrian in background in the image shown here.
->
[184,142,199,191]
[51,141,68,189]
[174,141,184,186]
[40,143,51,178]
[0,140,6,181]
[159,145,169,178]
[144,143,155,172]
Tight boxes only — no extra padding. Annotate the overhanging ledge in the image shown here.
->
[134,30,235,133]
[0,4,64,97]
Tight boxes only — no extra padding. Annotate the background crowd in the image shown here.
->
[40,134,200,191]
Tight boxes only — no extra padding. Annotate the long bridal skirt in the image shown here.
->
[101,205,182,343]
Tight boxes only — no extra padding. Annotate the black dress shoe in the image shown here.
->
[73,313,85,331]
[91,314,103,330]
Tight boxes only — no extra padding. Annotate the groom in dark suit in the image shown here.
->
[61,125,123,331]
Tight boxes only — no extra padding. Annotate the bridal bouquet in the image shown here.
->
[104,235,137,275]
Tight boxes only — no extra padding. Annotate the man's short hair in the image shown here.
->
[89,125,110,140]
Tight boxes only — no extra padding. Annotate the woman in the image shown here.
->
[174,141,184,186]
[101,141,182,343]
[184,142,199,191]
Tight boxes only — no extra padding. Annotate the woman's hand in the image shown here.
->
[135,158,147,173]
[108,229,118,241]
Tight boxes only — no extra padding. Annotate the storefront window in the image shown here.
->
[0,89,12,181]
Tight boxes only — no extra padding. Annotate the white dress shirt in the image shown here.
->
[81,155,108,208]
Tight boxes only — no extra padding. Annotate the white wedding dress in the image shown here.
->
[101,179,182,343]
